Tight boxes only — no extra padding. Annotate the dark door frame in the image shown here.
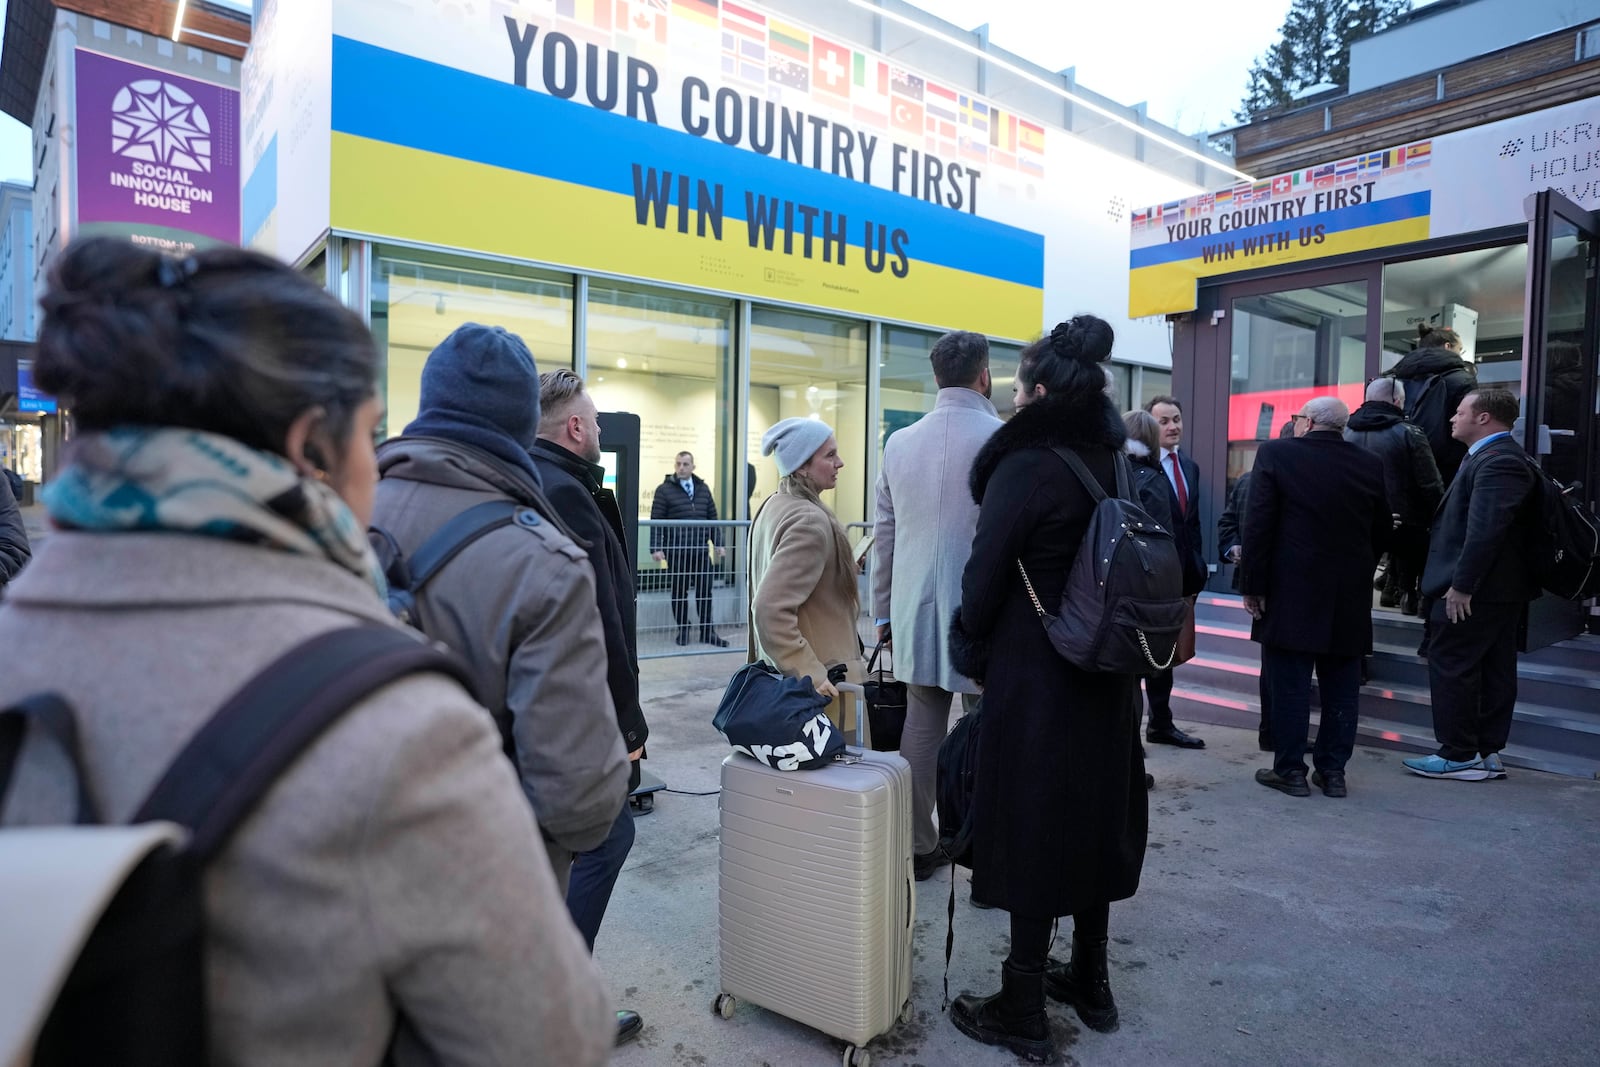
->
[1519,189,1599,650]
[1176,260,1385,589]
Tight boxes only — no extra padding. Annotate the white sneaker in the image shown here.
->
[1480,752,1507,779]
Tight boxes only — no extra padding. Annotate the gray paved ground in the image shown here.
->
[600,652,1599,1067]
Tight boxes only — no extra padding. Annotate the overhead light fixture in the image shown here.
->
[616,357,628,369]
[434,294,446,315]
[172,0,189,42]
[839,0,1253,182]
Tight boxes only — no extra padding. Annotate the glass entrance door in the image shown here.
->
[1520,189,1600,649]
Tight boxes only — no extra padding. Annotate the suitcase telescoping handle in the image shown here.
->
[835,682,867,748]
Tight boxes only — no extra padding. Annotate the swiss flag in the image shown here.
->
[812,36,851,99]
[891,98,923,137]
[1271,174,1292,196]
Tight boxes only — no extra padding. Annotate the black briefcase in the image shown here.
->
[861,639,906,752]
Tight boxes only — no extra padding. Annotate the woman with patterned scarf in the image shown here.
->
[0,237,613,1066]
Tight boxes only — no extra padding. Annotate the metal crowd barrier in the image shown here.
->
[636,519,750,659]
[636,518,879,659]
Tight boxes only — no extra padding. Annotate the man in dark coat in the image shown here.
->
[1403,387,1540,782]
[532,369,649,1047]
[1344,377,1444,615]
[649,451,726,646]
[1141,394,1207,749]
[1242,397,1390,798]
[1386,327,1476,485]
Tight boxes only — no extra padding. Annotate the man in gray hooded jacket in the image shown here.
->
[371,324,629,893]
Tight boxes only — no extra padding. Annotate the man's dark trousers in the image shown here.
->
[1143,669,1177,733]
[1264,647,1360,778]
[566,799,636,950]
[667,547,713,628]
[1425,598,1521,761]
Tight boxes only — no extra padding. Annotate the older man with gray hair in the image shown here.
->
[1240,395,1391,798]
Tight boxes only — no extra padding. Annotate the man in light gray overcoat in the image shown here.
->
[872,331,1002,878]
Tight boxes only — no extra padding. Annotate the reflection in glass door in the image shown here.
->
[1521,190,1600,649]
[1224,281,1370,493]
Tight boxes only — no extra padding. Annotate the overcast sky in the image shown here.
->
[908,0,1299,135]
[0,0,1406,184]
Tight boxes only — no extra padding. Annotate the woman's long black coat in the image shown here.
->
[949,390,1148,919]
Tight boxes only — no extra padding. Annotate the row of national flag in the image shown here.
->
[1130,140,1434,231]
[536,0,1046,176]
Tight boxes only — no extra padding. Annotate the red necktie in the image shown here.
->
[1168,452,1188,515]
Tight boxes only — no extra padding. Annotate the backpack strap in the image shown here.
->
[133,626,472,862]
[404,499,529,592]
[1048,446,1131,502]
[0,694,101,825]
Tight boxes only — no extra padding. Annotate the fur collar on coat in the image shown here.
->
[968,389,1127,504]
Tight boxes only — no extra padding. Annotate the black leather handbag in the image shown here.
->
[861,639,907,752]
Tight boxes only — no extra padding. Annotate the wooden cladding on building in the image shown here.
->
[60,0,249,59]
[1235,27,1600,178]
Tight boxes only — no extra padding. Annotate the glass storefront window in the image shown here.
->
[749,308,869,527]
[1137,368,1172,411]
[990,341,1022,419]
[880,326,939,452]
[1225,281,1368,489]
[1105,362,1133,412]
[371,248,574,437]
[1381,243,1527,393]
[587,281,737,527]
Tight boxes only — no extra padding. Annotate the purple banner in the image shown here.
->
[74,50,240,252]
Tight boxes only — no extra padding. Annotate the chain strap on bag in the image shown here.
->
[1016,558,1176,672]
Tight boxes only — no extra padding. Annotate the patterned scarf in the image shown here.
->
[43,427,387,596]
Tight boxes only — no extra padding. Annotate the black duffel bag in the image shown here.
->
[861,639,906,752]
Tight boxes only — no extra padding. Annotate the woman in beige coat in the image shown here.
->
[749,417,867,737]
[0,238,612,1066]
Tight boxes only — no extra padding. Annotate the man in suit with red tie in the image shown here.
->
[1143,395,1208,748]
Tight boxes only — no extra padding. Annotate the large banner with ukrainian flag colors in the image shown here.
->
[1128,142,1434,317]
[323,0,1050,337]
[1129,93,1600,318]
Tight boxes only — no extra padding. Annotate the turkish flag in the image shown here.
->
[892,98,923,137]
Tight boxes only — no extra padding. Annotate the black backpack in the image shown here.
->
[1395,372,1455,470]
[1517,455,1600,600]
[0,626,470,1067]
[934,699,982,871]
[369,501,539,629]
[1020,448,1187,675]
[933,697,983,1006]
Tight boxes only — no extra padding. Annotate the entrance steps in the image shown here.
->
[1171,594,1600,779]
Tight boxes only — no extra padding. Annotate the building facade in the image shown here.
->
[242,0,1240,548]
[1129,3,1600,648]
[0,181,38,487]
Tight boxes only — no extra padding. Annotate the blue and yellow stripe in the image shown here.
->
[330,37,1044,337]
[1128,191,1431,318]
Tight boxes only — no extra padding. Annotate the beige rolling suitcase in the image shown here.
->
[714,685,914,1067]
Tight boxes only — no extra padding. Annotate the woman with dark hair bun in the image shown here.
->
[0,237,613,1065]
[947,314,1148,1061]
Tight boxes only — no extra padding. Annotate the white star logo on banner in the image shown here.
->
[110,78,213,172]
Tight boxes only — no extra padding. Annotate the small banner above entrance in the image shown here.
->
[1129,142,1433,318]
[1129,95,1600,318]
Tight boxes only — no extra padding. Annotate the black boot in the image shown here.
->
[950,961,1056,1063]
[1044,935,1119,1033]
[675,625,691,646]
